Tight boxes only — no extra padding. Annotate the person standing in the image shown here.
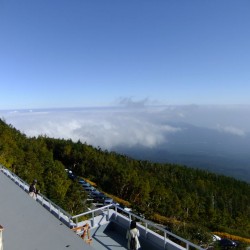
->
[29,179,38,199]
[126,220,141,250]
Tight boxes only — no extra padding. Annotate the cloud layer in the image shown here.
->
[1,107,181,149]
[1,105,249,151]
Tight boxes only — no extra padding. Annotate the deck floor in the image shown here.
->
[89,224,128,250]
[0,167,165,250]
[0,170,91,250]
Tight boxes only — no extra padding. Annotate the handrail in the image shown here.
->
[71,204,112,220]
[115,206,204,250]
[0,164,204,250]
[37,192,72,222]
[71,203,113,227]
[71,204,204,250]
[0,165,73,226]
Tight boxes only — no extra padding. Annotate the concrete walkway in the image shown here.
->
[0,170,93,250]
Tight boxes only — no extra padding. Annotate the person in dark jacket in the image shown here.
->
[29,179,38,199]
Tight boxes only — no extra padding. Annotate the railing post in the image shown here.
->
[115,205,117,220]
[186,243,190,250]
[107,206,110,221]
[145,222,148,238]
[92,211,95,227]
[164,231,167,249]
[0,225,4,250]
[58,208,61,219]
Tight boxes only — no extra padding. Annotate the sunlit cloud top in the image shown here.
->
[1,105,249,151]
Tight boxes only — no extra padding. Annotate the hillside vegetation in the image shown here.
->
[0,118,249,243]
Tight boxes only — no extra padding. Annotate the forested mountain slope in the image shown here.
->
[0,118,249,242]
[0,119,86,214]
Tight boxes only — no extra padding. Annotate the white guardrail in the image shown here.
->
[72,204,204,250]
[0,164,204,250]
[0,165,73,226]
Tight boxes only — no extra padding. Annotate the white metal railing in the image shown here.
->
[0,164,204,250]
[0,165,74,226]
[0,225,4,250]
[71,204,113,227]
[71,204,204,250]
[36,192,73,224]
[115,206,204,250]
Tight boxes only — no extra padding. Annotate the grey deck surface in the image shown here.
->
[90,222,163,250]
[90,224,127,250]
[0,170,131,250]
[0,169,165,250]
[0,171,93,250]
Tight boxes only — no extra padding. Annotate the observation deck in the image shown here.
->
[0,165,204,250]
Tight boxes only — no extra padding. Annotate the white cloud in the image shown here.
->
[116,97,154,108]
[1,105,249,151]
[216,125,246,137]
[1,107,181,150]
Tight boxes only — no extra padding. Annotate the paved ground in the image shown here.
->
[0,170,93,250]
[90,225,127,250]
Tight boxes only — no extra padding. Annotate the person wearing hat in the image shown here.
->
[29,179,38,199]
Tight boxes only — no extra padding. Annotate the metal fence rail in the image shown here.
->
[0,164,204,250]
[0,165,74,226]
[71,203,204,250]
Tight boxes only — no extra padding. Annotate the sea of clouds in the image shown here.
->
[1,103,249,150]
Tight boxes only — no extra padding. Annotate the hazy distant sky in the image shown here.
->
[1,0,250,109]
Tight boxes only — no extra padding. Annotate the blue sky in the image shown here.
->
[1,0,250,109]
